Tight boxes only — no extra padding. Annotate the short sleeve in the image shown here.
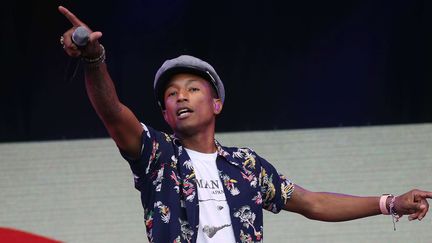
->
[256,153,294,213]
[119,123,163,190]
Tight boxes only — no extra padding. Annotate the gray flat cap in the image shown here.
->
[154,55,225,109]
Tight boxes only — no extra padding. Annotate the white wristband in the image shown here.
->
[379,194,392,215]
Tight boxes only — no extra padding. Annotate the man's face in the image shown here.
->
[162,73,222,136]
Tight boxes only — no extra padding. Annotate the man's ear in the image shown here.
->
[213,99,223,115]
[162,109,168,122]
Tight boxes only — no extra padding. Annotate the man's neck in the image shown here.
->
[177,130,217,153]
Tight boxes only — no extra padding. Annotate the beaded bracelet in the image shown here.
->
[82,44,106,68]
[389,196,401,231]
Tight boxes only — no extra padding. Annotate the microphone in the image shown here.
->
[71,26,90,47]
[64,26,90,82]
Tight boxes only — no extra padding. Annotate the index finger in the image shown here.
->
[415,191,432,199]
[58,6,85,27]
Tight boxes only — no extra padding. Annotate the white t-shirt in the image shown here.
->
[185,148,236,243]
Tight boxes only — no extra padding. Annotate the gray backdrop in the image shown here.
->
[1,123,431,242]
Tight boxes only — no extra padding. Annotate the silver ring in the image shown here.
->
[60,36,64,46]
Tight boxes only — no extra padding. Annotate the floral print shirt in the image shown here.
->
[122,124,294,243]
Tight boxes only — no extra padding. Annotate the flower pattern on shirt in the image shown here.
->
[154,201,171,223]
[152,164,164,192]
[170,171,181,193]
[144,208,154,242]
[239,229,253,243]
[220,172,240,196]
[122,123,294,243]
[179,218,194,242]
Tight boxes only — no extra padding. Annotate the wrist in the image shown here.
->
[385,195,393,213]
[82,44,106,68]
[380,194,402,231]
[379,194,392,215]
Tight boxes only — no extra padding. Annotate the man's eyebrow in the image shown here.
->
[185,78,201,84]
[164,84,174,90]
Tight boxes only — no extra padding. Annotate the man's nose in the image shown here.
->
[177,89,189,101]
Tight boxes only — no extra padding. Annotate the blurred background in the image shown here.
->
[1,0,431,142]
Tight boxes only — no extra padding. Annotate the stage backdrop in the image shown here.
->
[1,0,431,142]
[1,123,431,242]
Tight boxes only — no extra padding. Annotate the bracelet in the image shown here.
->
[379,194,391,215]
[82,44,106,68]
[389,196,401,231]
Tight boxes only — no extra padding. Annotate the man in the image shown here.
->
[59,6,431,243]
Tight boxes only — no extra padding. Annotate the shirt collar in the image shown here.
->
[215,139,242,168]
[171,134,239,167]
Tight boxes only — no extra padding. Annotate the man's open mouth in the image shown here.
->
[177,108,193,117]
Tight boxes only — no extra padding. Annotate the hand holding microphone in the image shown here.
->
[58,6,105,81]
[58,6,103,59]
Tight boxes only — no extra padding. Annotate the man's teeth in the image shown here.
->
[178,109,191,115]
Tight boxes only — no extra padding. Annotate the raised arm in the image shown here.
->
[59,6,143,159]
[285,184,431,222]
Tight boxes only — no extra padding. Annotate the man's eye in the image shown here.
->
[189,87,200,92]
[167,91,177,97]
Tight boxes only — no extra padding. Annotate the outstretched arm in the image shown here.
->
[59,6,143,159]
[284,184,431,222]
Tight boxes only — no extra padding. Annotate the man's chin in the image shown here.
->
[172,123,197,136]
[171,118,214,137]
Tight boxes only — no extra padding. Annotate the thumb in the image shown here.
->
[89,31,103,43]
[81,31,104,59]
